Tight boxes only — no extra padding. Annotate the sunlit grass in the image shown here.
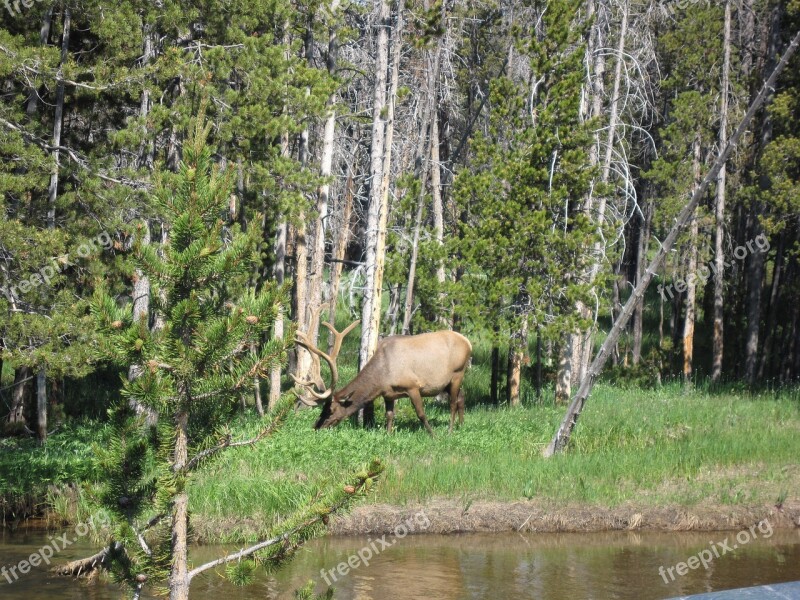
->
[186,384,799,541]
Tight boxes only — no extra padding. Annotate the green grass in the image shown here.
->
[185,383,799,541]
[0,421,113,519]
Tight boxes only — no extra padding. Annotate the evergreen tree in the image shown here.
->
[453,0,598,403]
[86,112,381,599]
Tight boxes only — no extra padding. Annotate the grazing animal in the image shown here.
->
[293,323,471,435]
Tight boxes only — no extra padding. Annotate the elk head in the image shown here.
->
[291,317,359,415]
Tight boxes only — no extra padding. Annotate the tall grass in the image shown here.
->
[188,384,799,541]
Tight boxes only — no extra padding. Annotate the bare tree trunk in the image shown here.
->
[758,233,782,380]
[402,39,440,335]
[46,8,70,230]
[359,0,392,369]
[128,221,159,424]
[25,8,52,118]
[360,0,403,367]
[431,114,445,288]
[712,0,731,383]
[745,3,782,385]
[682,137,702,386]
[307,0,341,349]
[36,368,46,444]
[491,342,500,405]
[401,198,424,335]
[268,127,290,411]
[8,366,30,425]
[507,319,528,407]
[169,410,189,600]
[555,335,572,405]
[632,202,652,365]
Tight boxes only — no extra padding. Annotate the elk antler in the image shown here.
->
[292,317,360,401]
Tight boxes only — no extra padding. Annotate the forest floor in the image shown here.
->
[2,384,799,543]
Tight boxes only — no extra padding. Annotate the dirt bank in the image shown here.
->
[327,498,800,536]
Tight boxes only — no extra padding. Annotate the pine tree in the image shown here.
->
[453,0,598,405]
[84,112,382,599]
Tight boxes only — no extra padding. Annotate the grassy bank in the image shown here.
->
[184,384,799,540]
[2,385,798,541]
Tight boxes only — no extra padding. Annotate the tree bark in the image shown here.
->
[712,0,731,383]
[490,343,500,405]
[507,319,527,407]
[632,202,652,365]
[169,410,189,600]
[327,172,355,350]
[307,0,341,349]
[402,41,440,335]
[36,368,47,444]
[268,128,290,411]
[8,366,30,425]
[682,136,702,386]
[46,8,70,230]
[360,0,403,367]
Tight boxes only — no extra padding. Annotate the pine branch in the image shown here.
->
[186,460,383,583]
[181,399,292,472]
[0,116,151,190]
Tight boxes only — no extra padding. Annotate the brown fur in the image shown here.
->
[315,331,472,435]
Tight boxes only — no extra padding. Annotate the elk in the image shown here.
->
[292,320,471,435]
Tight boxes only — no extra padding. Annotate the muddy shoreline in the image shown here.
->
[326,499,800,536]
[7,498,799,542]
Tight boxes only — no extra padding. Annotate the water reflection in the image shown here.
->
[2,527,799,599]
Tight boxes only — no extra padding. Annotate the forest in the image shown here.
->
[1,0,800,598]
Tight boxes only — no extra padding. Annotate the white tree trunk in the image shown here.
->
[359,0,396,367]
[712,0,731,383]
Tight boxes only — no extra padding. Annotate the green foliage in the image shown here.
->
[89,112,292,589]
[452,0,598,346]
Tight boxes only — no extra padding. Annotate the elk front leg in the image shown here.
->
[407,389,434,436]
[384,398,395,434]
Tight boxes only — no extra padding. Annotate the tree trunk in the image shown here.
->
[490,343,500,405]
[507,319,527,407]
[758,233,782,380]
[25,8,52,118]
[401,44,439,335]
[307,0,341,349]
[36,368,47,444]
[555,335,572,405]
[745,3,782,385]
[360,0,403,367]
[8,366,30,425]
[712,0,731,383]
[632,202,652,365]
[268,128,290,411]
[169,410,189,600]
[682,136,702,386]
[46,8,70,230]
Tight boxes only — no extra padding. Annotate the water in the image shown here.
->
[2,527,799,599]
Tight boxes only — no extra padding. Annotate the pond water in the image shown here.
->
[1,526,799,599]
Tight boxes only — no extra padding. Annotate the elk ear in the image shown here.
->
[337,392,354,407]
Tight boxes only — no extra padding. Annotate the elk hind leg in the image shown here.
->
[384,398,395,434]
[448,376,466,434]
[407,389,434,436]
